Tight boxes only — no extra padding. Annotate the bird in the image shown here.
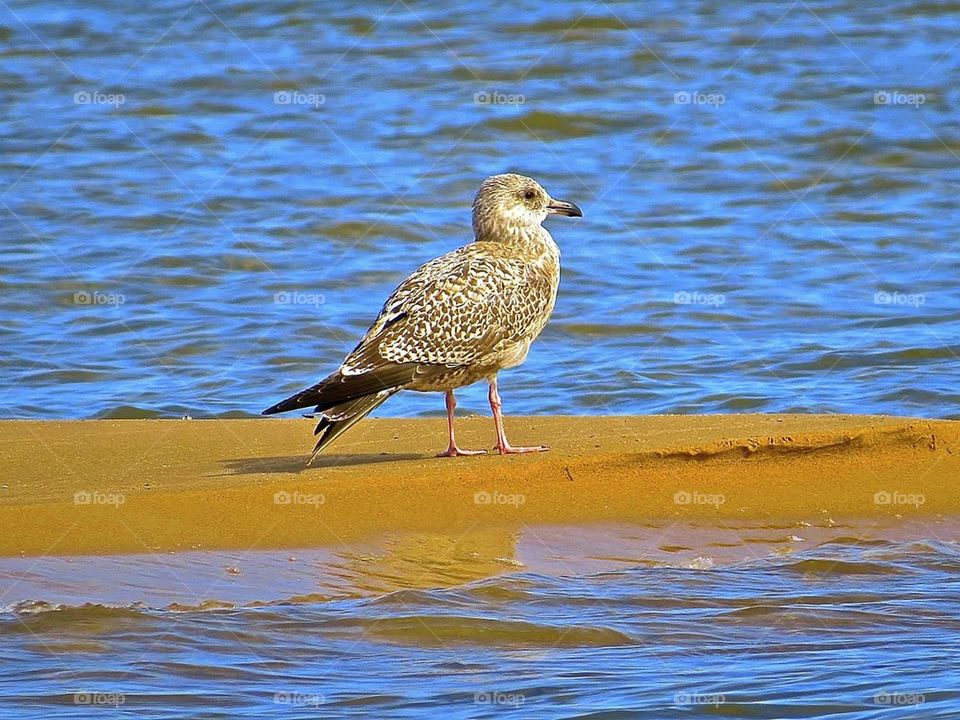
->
[262,173,582,462]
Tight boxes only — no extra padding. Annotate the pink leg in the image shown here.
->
[436,390,486,458]
[488,377,549,455]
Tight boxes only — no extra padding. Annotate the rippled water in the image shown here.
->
[4,4,959,714]
[3,0,960,419]
[2,522,960,718]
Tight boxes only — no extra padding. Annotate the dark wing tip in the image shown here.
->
[261,399,292,415]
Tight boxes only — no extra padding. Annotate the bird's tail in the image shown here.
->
[308,388,399,465]
[262,363,417,417]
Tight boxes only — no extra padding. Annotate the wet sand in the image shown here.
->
[0,414,956,557]
[5,518,957,612]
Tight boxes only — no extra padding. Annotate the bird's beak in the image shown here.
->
[546,199,583,217]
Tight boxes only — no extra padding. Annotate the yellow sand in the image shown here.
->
[0,414,955,557]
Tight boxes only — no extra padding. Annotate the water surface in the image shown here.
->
[3,4,959,715]
[2,0,959,419]
[2,520,959,718]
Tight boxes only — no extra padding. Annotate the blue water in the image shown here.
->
[3,0,959,420]
[3,2,960,718]
[2,529,960,719]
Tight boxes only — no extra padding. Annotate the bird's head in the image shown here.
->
[472,173,582,241]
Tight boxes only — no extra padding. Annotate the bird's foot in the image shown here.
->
[436,445,487,458]
[496,444,550,455]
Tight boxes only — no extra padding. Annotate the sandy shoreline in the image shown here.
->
[1,414,956,557]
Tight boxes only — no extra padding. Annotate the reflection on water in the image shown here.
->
[4,0,960,716]
[1,520,959,717]
[3,1,960,420]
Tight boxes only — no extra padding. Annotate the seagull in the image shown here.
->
[262,173,582,462]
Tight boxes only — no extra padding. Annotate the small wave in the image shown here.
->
[95,404,165,419]
[1,602,154,636]
[167,599,236,612]
[782,559,907,576]
[355,615,634,647]
[483,110,639,139]
[820,536,894,548]
[680,556,715,570]
[506,16,634,33]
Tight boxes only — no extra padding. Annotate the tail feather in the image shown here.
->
[262,363,418,416]
[308,389,398,464]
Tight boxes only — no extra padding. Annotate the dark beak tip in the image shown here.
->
[548,201,583,218]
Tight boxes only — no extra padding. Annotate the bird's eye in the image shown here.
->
[523,190,535,200]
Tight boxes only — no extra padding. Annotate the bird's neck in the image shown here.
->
[473,224,559,259]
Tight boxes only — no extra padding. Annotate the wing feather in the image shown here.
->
[341,244,555,373]
[263,242,557,418]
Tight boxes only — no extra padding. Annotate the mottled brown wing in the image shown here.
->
[341,245,553,373]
